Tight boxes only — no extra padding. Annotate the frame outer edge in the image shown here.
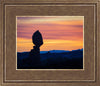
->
[0,1,3,86]
[0,0,99,3]
[97,0,100,86]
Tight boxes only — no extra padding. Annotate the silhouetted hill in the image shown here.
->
[17,49,83,69]
[40,50,70,54]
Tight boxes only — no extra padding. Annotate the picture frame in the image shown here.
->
[0,0,100,86]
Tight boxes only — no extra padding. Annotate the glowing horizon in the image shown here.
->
[17,16,83,52]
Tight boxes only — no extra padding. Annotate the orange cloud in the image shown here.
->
[17,38,83,52]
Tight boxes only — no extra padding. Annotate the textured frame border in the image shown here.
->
[4,4,95,82]
[0,0,100,86]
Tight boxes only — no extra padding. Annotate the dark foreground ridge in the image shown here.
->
[17,49,83,69]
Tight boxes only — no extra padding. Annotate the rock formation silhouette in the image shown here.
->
[27,30,43,66]
[32,30,43,47]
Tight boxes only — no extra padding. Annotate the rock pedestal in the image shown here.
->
[28,30,43,66]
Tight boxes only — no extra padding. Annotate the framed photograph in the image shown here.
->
[0,0,100,86]
[17,16,84,69]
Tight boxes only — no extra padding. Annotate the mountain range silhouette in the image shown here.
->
[17,49,83,69]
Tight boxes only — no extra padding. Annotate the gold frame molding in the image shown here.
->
[0,0,100,86]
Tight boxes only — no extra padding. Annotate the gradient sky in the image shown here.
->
[17,16,83,52]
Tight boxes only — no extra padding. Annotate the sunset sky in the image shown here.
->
[17,16,83,52]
